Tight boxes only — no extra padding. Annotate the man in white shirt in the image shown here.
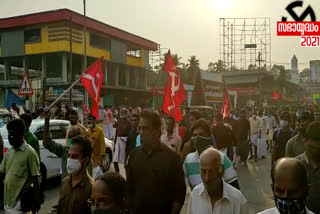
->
[265,111,276,152]
[258,158,314,214]
[161,116,182,153]
[249,112,261,162]
[257,110,268,158]
[188,147,247,214]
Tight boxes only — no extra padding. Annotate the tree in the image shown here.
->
[248,64,257,71]
[271,64,286,79]
[298,68,311,83]
[186,56,200,72]
[207,60,226,73]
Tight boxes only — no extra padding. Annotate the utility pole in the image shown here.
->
[83,0,88,123]
[256,52,265,106]
[69,16,73,105]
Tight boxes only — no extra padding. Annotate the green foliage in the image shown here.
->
[298,68,311,83]
[207,60,227,73]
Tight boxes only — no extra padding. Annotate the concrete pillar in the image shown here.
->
[125,66,129,88]
[62,53,68,82]
[115,64,119,87]
[105,61,108,86]
[42,55,47,107]
[135,68,139,89]
[4,59,11,80]
[23,56,29,75]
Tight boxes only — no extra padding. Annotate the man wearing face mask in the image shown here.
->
[44,110,82,180]
[88,114,105,179]
[286,112,313,157]
[188,147,247,214]
[296,121,320,214]
[258,158,314,214]
[0,119,40,214]
[113,108,131,173]
[65,110,88,147]
[57,135,93,214]
[184,118,239,190]
[126,110,186,214]
[272,111,295,166]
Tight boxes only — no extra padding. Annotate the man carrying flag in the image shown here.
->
[162,51,187,122]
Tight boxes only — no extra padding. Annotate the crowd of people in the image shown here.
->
[0,103,319,214]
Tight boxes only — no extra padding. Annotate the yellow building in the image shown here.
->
[0,9,158,108]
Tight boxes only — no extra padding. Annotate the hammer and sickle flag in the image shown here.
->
[162,50,186,122]
[81,57,103,120]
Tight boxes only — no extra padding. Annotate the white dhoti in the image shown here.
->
[114,137,127,164]
[104,123,114,140]
[257,133,267,158]
[4,200,27,214]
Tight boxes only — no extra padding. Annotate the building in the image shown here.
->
[223,71,302,106]
[0,9,158,109]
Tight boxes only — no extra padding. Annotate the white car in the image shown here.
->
[0,119,114,182]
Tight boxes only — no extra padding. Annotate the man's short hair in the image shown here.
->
[71,136,92,162]
[190,110,202,120]
[191,118,211,136]
[88,114,96,120]
[69,110,78,118]
[298,112,314,122]
[271,158,308,187]
[131,114,140,121]
[140,110,161,131]
[165,116,175,124]
[7,119,26,136]
[306,121,320,141]
[215,113,223,121]
[98,172,126,207]
[20,113,32,127]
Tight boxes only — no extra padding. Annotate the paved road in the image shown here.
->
[0,153,274,214]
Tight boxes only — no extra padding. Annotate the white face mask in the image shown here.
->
[280,120,288,128]
[67,158,82,175]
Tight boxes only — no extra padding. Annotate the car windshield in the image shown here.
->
[0,115,10,128]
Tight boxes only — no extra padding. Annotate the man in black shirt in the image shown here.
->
[126,110,186,214]
[212,113,235,161]
[234,110,251,166]
[125,114,140,160]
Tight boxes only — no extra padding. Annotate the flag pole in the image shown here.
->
[83,0,88,123]
[48,78,80,109]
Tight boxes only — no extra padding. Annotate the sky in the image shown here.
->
[1,0,320,70]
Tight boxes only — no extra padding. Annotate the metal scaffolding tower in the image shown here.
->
[220,18,271,71]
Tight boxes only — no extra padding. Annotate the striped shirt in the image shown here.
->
[184,151,238,189]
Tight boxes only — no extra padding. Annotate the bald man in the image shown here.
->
[258,158,314,214]
[187,148,247,214]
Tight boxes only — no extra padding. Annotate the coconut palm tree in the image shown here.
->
[186,56,200,72]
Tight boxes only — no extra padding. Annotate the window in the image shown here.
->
[24,28,41,43]
[34,125,66,140]
[126,49,141,57]
[90,33,111,50]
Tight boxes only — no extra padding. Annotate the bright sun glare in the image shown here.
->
[211,0,234,9]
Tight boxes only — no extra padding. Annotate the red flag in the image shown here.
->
[162,51,186,122]
[80,57,103,120]
[273,91,281,101]
[221,89,230,119]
